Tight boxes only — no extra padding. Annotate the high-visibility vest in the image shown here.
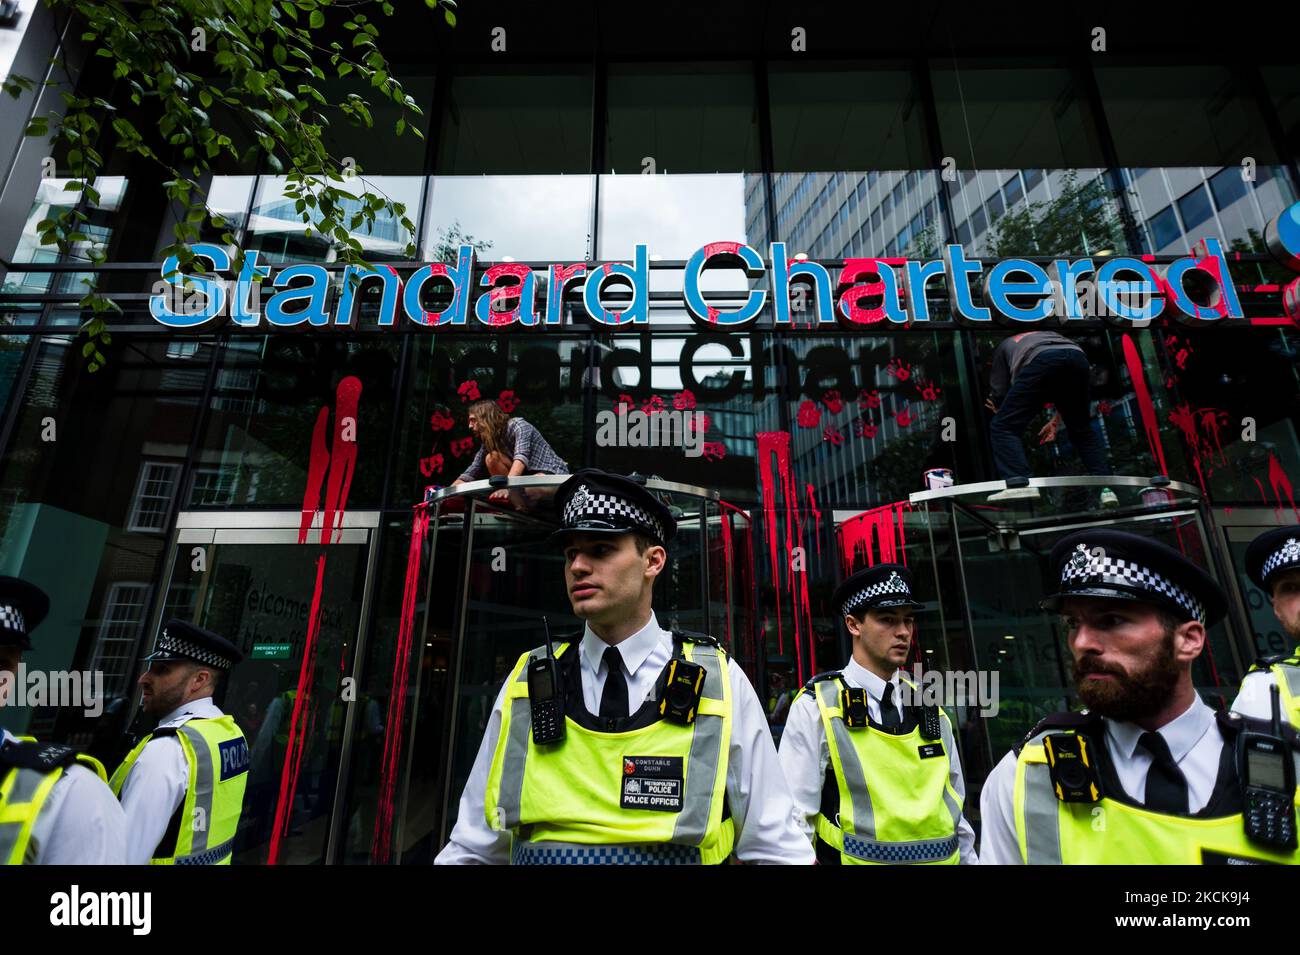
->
[484,634,734,865]
[110,715,249,865]
[1013,710,1300,864]
[800,673,962,865]
[1244,650,1300,730]
[0,737,107,865]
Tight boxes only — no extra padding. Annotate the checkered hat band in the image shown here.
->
[1262,538,1300,581]
[563,489,664,541]
[0,605,26,633]
[1060,555,1204,623]
[842,577,913,618]
[157,633,232,669]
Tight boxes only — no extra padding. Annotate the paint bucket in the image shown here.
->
[924,468,955,491]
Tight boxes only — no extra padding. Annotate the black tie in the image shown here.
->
[879,682,902,729]
[1138,731,1189,813]
[599,646,628,721]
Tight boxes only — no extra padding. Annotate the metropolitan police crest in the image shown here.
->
[566,484,594,521]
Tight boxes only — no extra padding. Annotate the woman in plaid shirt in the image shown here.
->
[451,399,569,504]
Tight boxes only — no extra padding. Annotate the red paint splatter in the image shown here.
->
[796,400,822,429]
[673,389,697,411]
[497,390,519,414]
[858,388,881,411]
[916,379,942,403]
[821,389,843,415]
[1122,334,1168,476]
[894,403,914,428]
[702,441,726,461]
[429,409,454,432]
[886,358,911,381]
[641,395,664,415]
[823,427,844,446]
[450,436,475,458]
[457,380,480,402]
[616,394,634,414]
[418,452,444,477]
[371,505,429,864]
[687,413,710,434]
[837,502,911,578]
[855,419,879,439]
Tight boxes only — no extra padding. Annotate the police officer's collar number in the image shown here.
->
[620,756,684,813]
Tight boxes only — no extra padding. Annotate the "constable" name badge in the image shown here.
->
[620,755,684,812]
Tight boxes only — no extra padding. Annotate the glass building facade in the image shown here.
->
[0,2,1298,862]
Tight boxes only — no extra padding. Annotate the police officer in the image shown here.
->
[779,563,978,864]
[0,576,126,864]
[1233,526,1300,726]
[436,469,813,864]
[110,619,249,865]
[980,530,1300,864]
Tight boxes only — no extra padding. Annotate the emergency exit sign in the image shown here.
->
[251,643,291,659]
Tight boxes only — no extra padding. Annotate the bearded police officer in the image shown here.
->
[1233,526,1300,727]
[0,576,126,864]
[436,469,813,864]
[111,619,249,865]
[778,563,978,864]
[981,530,1300,865]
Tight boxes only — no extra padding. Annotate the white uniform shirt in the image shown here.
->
[979,695,1224,864]
[777,657,979,864]
[1,727,126,864]
[435,613,814,864]
[116,696,226,865]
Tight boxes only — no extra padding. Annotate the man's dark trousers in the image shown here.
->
[989,348,1109,479]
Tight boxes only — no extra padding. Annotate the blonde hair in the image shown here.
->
[467,399,511,458]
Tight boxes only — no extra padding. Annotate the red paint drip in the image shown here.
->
[836,502,911,577]
[321,377,362,545]
[1267,452,1300,521]
[805,484,822,559]
[755,432,815,682]
[371,505,430,864]
[298,408,331,545]
[719,508,735,652]
[267,552,327,865]
[1122,334,1168,476]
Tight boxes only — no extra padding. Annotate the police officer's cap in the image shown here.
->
[1040,530,1227,626]
[832,563,923,620]
[1245,525,1300,593]
[0,577,50,651]
[550,469,676,546]
[144,619,243,670]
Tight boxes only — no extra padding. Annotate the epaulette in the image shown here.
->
[1013,710,1102,756]
[790,671,841,705]
[674,630,719,648]
[1218,710,1300,749]
[1248,652,1300,675]
[0,739,82,774]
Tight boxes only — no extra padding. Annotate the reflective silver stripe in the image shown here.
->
[512,839,701,865]
[672,645,726,845]
[1281,664,1300,703]
[0,767,58,864]
[841,832,958,864]
[497,650,542,829]
[1021,737,1064,865]
[173,836,235,866]
[177,724,215,854]
[817,680,875,836]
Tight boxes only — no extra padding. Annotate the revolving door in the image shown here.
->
[380,475,752,863]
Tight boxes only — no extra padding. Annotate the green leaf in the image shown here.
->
[273,44,287,65]
[444,8,456,27]
[395,117,405,136]
[198,88,213,108]
[82,341,95,357]
[309,10,325,28]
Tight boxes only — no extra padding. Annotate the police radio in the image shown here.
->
[660,658,706,725]
[919,705,942,741]
[1043,733,1102,803]
[1239,685,1298,850]
[527,617,565,745]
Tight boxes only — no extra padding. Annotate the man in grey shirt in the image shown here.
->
[984,331,1109,498]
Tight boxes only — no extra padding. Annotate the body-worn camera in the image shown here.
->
[660,658,706,725]
[1044,733,1101,803]
[841,687,870,728]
